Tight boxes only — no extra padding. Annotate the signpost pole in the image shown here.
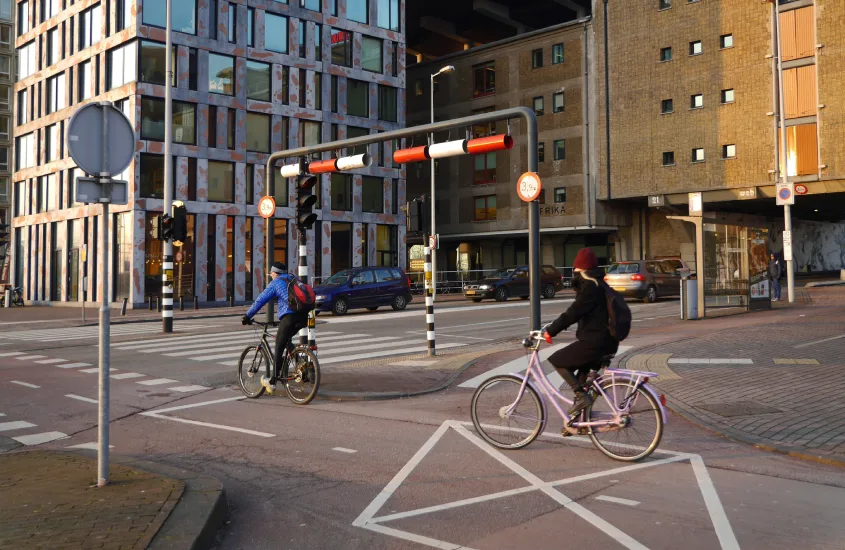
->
[161,0,175,331]
[97,103,111,488]
[526,122,540,331]
[423,232,435,356]
[774,1,795,303]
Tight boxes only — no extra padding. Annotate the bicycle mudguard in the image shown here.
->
[597,372,668,424]
[504,372,550,432]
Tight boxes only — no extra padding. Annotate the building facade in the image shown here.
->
[593,0,845,273]
[0,0,12,283]
[406,19,613,276]
[11,0,407,307]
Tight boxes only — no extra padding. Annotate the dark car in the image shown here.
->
[462,265,564,302]
[604,260,684,303]
[314,267,412,315]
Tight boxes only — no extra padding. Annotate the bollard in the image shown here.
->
[4,289,10,308]
[156,296,162,313]
[148,295,154,311]
[121,298,128,316]
[179,296,184,311]
[229,294,235,308]
[194,296,199,310]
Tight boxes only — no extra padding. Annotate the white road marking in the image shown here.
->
[112,330,344,349]
[436,317,529,331]
[333,447,358,454]
[136,378,179,386]
[10,380,40,388]
[144,396,246,414]
[325,299,574,325]
[177,334,391,360]
[167,385,210,393]
[668,358,753,365]
[66,394,98,404]
[317,343,467,365]
[0,319,62,325]
[0,351,24,357]
[795,333,845,349]
[110,373,146,380]
[0,421,37,432]
[67,442,114,450]
[34,358,68,364]
[80,367,118,373]
[595,495,641,507]
[418,333,494,341]
[140,395,275,437]
[15,355,47,361]
[55,362,92,369]
[12,432,69,445]
[691,455,741,550]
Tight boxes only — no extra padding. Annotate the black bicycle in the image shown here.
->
[237,321,321,405]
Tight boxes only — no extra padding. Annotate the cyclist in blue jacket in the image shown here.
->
[242,262,308,394]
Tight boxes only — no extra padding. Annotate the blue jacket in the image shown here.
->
[246,275,294,320]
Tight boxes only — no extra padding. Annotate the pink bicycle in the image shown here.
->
[470,328,667,461]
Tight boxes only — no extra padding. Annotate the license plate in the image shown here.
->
[466,290,476,295]
[615,287,626,292]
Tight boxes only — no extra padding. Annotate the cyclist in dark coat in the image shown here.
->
[544,248,619,417]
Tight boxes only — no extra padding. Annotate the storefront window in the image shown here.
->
[376,225,397,266]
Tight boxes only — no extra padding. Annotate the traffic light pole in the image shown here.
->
[161,0,174,333]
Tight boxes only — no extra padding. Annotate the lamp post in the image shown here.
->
[430,65,455,301]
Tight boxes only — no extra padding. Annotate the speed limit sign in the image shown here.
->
[258,196,276,219]
[517,172,542,202]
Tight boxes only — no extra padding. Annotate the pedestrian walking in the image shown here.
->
[769,252,782,302]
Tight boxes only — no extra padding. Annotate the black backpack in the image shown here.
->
[601,283,632,342]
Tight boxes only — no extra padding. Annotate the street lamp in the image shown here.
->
[430,65,455,301]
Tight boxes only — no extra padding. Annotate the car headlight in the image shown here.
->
[478,285,490,290]
[315,295,326,301]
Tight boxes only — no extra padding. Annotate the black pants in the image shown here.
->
[548,339,619,389]
[271,313,309,380]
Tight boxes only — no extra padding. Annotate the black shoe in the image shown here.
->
[567,391,593,417]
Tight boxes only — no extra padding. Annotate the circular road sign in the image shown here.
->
[778,187,792,201]
[517,172,542,202]
[176,251,183,263]
[258,196,277,219]
[67,103,134,177]
[795,184,809,195]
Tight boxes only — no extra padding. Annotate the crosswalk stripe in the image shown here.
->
[12,432,68,445]
[81,367,119,374]
[191,336,407,362]
[167,334,385,359]
[34,358,68,364]
[168,385,210,393]
[155,332,367,356]
[112,330,344,349]
[16,355,47,361]
[0,421,37,432]
[0,352,24,357]
[56,362,92,369]
[0,324,210,342]
[111,373,145,380]
[317,344,468,365]
[136,378,179,386]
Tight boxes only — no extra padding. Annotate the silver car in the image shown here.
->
[604,260,684,303]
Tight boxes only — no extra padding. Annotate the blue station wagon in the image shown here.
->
[313,267,413,315]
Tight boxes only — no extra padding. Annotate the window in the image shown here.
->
[144,0,197,34]
[0,116,9,140]
[315,24,322,59]
[141,98,197,144]
[378,0,400,31]
[331,28,352,67]
[246,112,270,153]
[784,66,816,118]
[0,149,6,171]
[17,89,28,125]
[207,161,234,202]
[720,34,733,49]
[532,48,543,69]
[139,154,164,198]
[208,105,218,147]
[692,148,704,163]
[139,41,175,86]
[348,79,369,117]
[553,92,564,113]
[690,94,703,109]
[0,55,8,80]
[18,1,29,35]
[378,85,397,122]
[0,25,10,48]
[272,170,288,206]
[346,125,368,155]
[376,228,398,267]
[299,68,306,108]
[331,0,338,16]
[298,20,306,57]
[227,109,235,149]
[300,120,321,149]
[348,0,368,24]
[552,43,564,64]
[210,0,218,39]
[779,123,817,176]
[265,13,289,53]
[538,143,545,162]
[554,139,565,160]
[362,176,383,213]
[779,7,814,61]
[662,151,675,166]
[533,96,544,116]
[721,89,734,104]
[661,98,674,113]
[474,195,496,221]
[46,123,60,161]
[19,41,36,79]
[281,66,290,104]
[227,2,237,43]
[46,73,66,114]
[116,0,131,32]
[362,36,383,72]
[554,187,566,203]
[722,144,736,159]
[331,75,338,112]
[660,47,672,62]
[0,0,10,21]
[79,5,102,49]
[0,85,9,110]
[472,62,495,97]
[188,48,198,90]
[108,42,137,90]
[247,7,255,47]
[689,40,702,56]
[331,174,352,211]
[659,0,671,9]
[247,61,271,102]
[208,54,235,95]
[47,28,60,66]
[474,152,496,184]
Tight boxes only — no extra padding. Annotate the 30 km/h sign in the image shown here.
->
[258,196,277,218]
[517,172,542,202]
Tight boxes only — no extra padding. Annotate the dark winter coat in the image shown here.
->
[547,268,615,347]
[769,255,783,280]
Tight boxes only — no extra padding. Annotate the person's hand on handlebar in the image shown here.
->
[241,315,253,326]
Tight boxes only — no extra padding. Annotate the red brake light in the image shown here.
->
[407,276,411,286]
[603,275,609,281]
[660,394,667,406]
[631,274,645,281]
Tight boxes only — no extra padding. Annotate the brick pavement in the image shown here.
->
[0,451,183,550]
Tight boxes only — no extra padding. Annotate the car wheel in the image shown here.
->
[643,286,658,304]
[392,294,408,311]
[471,298,483,303]
[494,287,509,302]
[367,307,378,312]
[332,297,349,315]
[543,284,556,299]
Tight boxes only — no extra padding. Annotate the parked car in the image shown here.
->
[604,260,684,303]
[463,265,564,302]
[659,258,693,278]
[314,267,412,316]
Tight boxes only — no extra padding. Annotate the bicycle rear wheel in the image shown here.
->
[238,345,269,398]
[587,381,663,461]
[283,345,320,405]
[471,375,545,449]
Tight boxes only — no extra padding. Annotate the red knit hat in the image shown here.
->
[573,248,598,270]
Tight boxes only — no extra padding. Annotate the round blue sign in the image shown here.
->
[778,188,791,200]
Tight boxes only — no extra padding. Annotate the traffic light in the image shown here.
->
[150,215,162,241]
[0,224,9,260]
[296,174,319,230]
[160,214,173,241]
[172,203,188,245]
[407,199,424,233]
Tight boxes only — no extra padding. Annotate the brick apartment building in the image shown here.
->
[10,0,407,307]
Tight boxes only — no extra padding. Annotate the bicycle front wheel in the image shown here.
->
[587,381,663,462]
[238,345,269,398]
[471,375,545,449]
[283,345,321,405]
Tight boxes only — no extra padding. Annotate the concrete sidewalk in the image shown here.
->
[0,450,226,549]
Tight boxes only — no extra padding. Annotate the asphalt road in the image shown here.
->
[2,297,844,549]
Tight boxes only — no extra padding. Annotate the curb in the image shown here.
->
[73,450,228,550]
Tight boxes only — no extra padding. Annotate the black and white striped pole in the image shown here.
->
[295,165,319,348]
[424,235,436,357]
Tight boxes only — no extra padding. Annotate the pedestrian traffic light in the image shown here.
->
[150,215,162,241]
[171,202,188,246]
[296,174,319,230]
[161,214,173,241]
